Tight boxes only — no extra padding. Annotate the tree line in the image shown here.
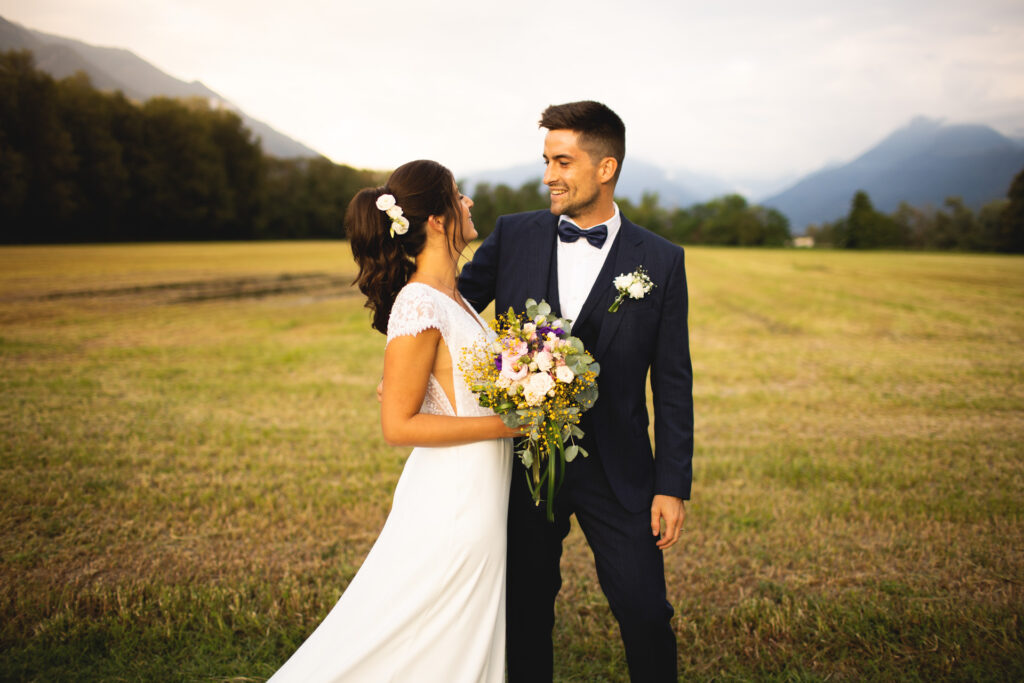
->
[0,50,387,243]
[3,48,1020,249]
[805,184,1024,252]
[0,49,796,246]
[462,184,793,246]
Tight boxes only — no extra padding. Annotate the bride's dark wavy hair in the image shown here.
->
[347,160,463,334]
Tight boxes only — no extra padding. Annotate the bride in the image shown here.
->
[269,160,520,682]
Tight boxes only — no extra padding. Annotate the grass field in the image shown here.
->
[1,242,1022,682]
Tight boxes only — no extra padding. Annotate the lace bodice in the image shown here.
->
[386,283,497,418]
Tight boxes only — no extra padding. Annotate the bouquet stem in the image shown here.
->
[525,421,568,522]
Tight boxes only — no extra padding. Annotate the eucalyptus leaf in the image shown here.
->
[564,445,580,462]
[499,412,521,428]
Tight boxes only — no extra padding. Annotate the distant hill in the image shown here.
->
[0,15,319,158]
[762,117,1024,231]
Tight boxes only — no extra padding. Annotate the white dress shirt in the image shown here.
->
[556,203,622,323]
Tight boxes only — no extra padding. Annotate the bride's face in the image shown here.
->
[456,186,477,247]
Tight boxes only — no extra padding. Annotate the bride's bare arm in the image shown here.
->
[380,329,520,447]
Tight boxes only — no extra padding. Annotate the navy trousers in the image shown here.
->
[505,451,677,682]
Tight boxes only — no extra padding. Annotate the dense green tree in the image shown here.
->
[259,157,385,239]
[0,50,78,241]
[835,190,906,248]
[617,192,670,238]
[205,105,265,239]
[652,194,790,246]
[53,72,131,240]
[466,179,547,238]
[998,167,1024,252]
[813,180,1023,252]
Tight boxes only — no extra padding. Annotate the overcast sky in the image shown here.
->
[3,0,1023,184]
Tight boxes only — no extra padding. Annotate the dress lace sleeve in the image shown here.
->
[387,285,449,345]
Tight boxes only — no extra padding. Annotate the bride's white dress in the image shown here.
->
[268,283,512,683]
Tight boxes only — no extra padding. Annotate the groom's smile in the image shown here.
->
[542,129,606,228]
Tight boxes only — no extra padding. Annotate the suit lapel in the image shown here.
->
[545,231,562,317]
[510,212,559,314]
[533,213,560,313]
[593,219,646,359]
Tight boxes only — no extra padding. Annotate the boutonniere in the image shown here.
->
[608,266,655,313]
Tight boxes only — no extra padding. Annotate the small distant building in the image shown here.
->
[793,236,815,248]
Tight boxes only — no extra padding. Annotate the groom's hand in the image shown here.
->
[651,495,686,550]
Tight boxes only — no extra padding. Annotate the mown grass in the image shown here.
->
[1,243,1021,682]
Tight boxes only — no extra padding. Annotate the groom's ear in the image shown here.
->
[597,157,618,185]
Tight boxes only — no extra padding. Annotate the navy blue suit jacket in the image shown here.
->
[458,209,693,512]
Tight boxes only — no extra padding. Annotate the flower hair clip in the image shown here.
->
[375,194,410,237]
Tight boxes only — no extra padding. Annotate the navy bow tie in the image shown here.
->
[557,220,608,248]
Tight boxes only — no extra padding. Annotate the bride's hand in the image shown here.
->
[497,420,528,439]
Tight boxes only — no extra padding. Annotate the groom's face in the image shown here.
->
[542,129,602,219]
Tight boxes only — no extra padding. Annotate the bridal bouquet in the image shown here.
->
[460,299,600,521]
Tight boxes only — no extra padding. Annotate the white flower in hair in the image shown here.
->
[376,193,410,238]
[390,215,410,237]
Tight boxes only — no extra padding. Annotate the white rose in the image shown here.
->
[376,194,396,211]
[627,281,646,298]
[555,365,575,383]
[386,205,403,219]
[614,274,633,290]
[523,371,555,406]
[391,216,410,236]
[535,351,554,372]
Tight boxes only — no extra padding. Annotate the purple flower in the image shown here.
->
[537,325,567,339]
[495,354,503,371]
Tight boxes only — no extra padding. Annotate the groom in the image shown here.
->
[459,100,693,682]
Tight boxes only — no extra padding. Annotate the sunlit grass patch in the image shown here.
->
[1,243,1022,681]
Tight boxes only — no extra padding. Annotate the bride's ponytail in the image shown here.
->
[347,160,462,334]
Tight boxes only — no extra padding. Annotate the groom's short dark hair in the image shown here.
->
[539,100,625,182]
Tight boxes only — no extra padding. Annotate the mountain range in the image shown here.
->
[0,15,318,158]
[760,117,1024,229]
[3,14,1022,232]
